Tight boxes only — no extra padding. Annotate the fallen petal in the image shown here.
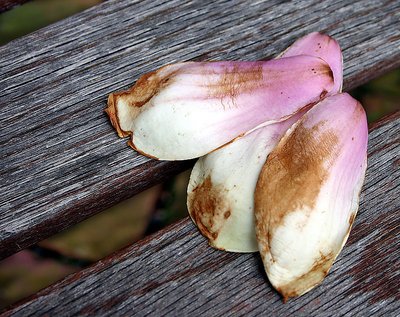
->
[254,93,368,300]
[278,32,343,93]
[187,112,303,252]
[187,33,342,252]
[106,55,333,160]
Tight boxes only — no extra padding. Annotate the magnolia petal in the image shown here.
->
[106,55,333,160]
[187,33,342,252]
[278,32,343,93]
[187,112,303,252]
[254,93,368,300]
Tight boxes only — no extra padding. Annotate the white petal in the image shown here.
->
[187,113,303,252]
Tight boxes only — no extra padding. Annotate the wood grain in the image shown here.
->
[1,0,400,259]
[3,112,399,316]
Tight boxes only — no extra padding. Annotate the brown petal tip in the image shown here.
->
[105,93,131,138]
[275,252,335,300]
[188,175,231,244]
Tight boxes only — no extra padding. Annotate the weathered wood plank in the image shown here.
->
[3,112,399,316]
[1,0,400,259]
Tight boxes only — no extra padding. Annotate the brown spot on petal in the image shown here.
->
[118,66,176,108]
[210,131,245,153]
[316,62,334,83]
[320,89,328,99]
[277,251,335,300]
[348,212,356,226]
[105,64,179,137]
[105,93,130,138]
[208,64,263,108]
[126,70,160,106]
[255,120,339,254]
[343,211,357,242]
[188,176,230,243]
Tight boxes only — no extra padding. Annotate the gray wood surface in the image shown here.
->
[3,112,399,316]
[1,0,400,260]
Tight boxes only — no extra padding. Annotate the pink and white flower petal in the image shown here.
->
[106,55,333,160]
[187,32,342,252]
[255,93,368,300]
[187,112,303,252]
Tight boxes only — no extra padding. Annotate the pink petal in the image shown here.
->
[106,55,333,160]
[187,32,343,252]
[279,32,343,93]
[255,93,368,300]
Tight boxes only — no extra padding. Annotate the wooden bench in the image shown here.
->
[1,0,399,315]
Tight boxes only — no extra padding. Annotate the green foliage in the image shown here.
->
[0,0,102,45]
[350,69,400,122]
[0,251,77,309]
